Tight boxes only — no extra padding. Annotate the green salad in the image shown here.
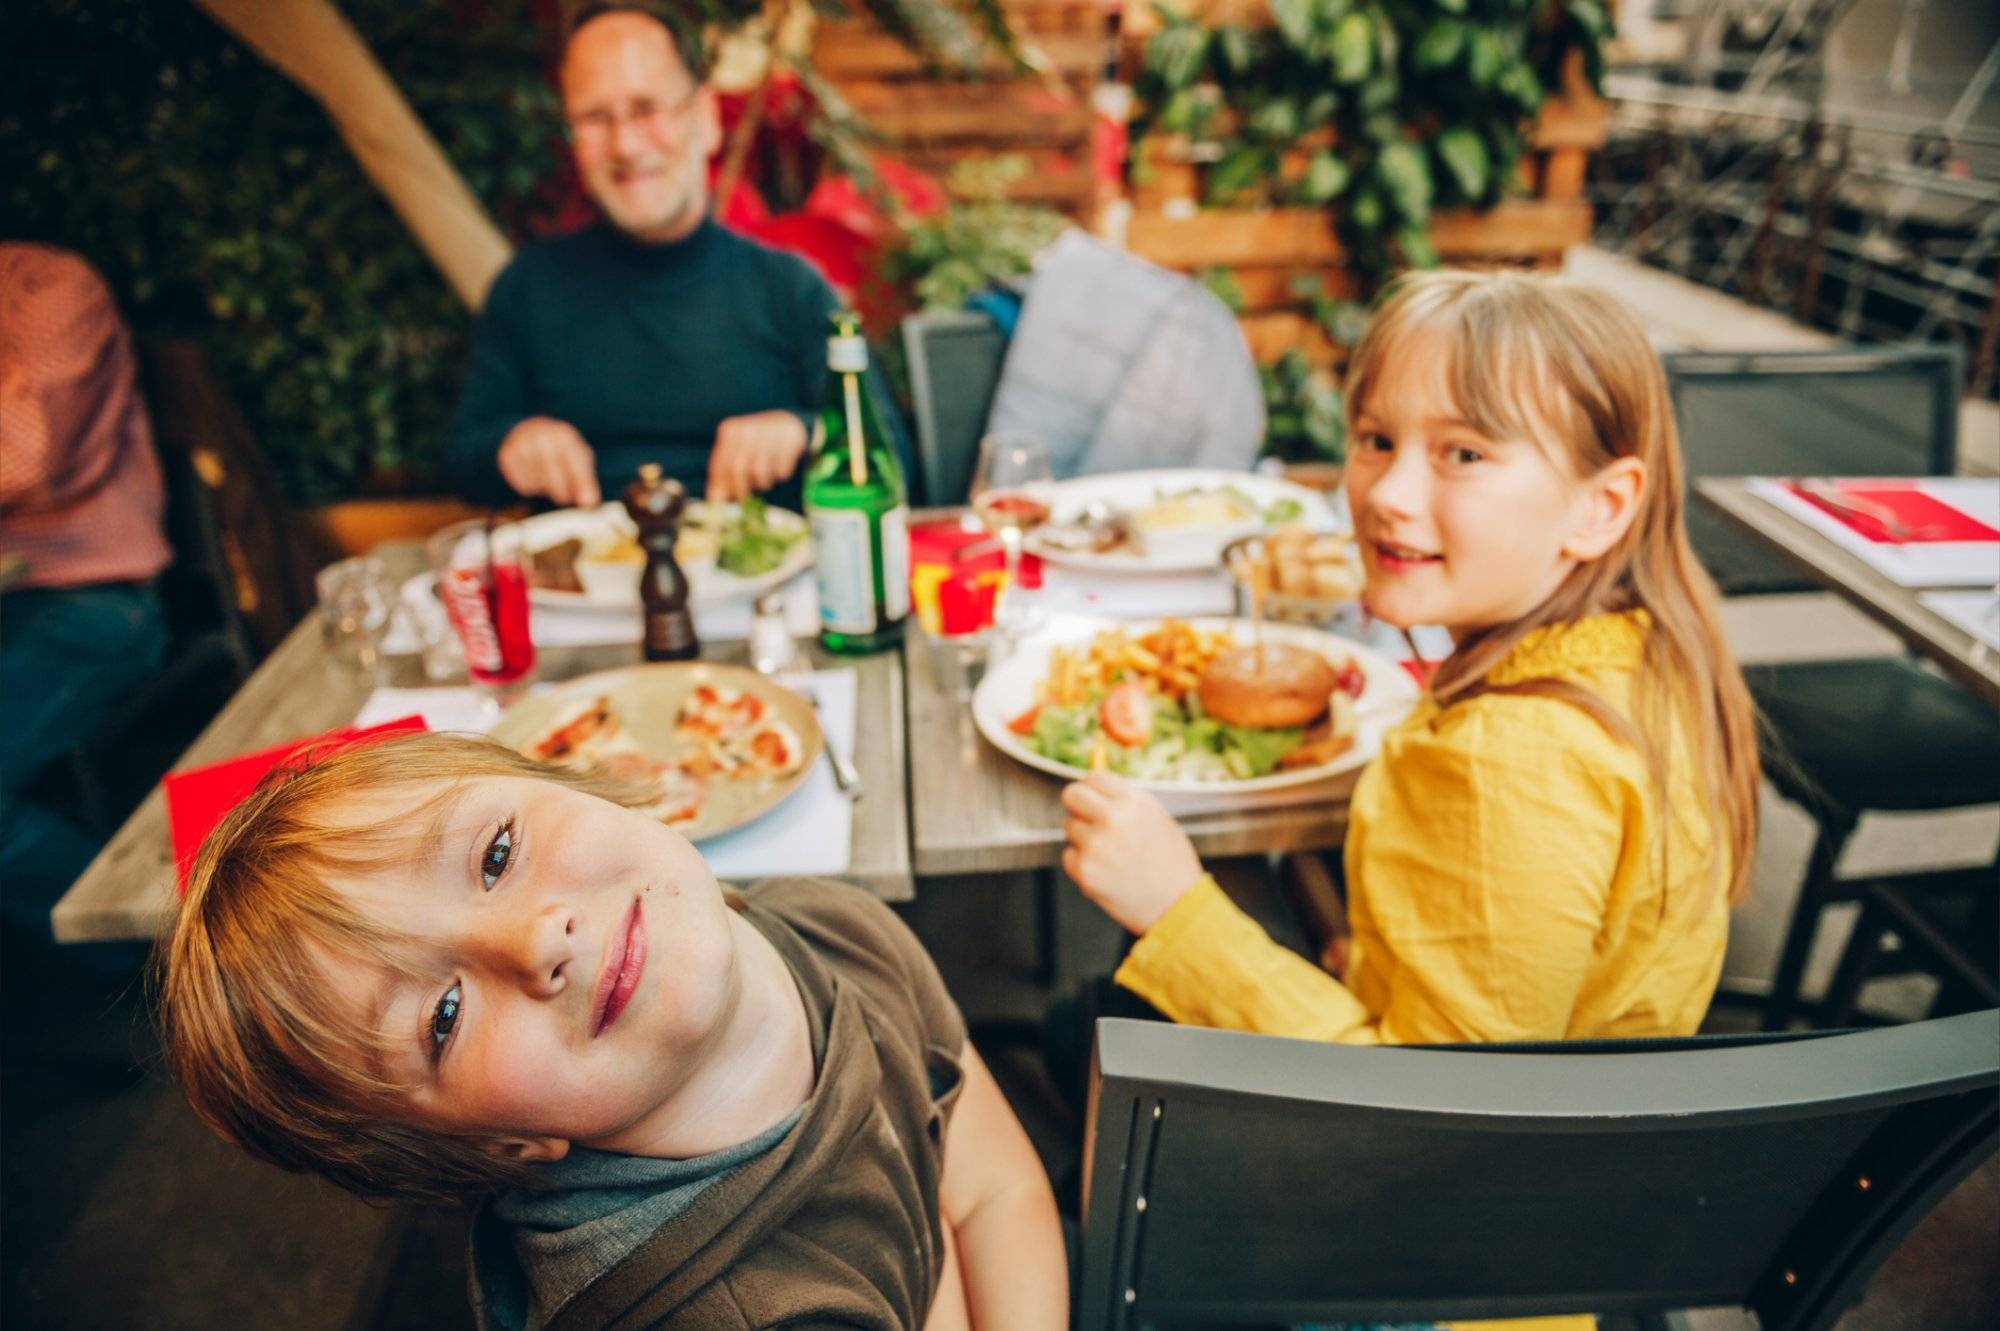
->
[1023,690,1305,782]
[716,496,805,577]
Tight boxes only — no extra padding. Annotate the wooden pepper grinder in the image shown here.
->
[622,463,699,662]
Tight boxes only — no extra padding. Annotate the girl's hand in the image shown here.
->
[1061,773,1204,935]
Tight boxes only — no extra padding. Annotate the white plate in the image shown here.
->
[971,616,1420,794]
[1025,469,1339,575]
[519,502,813,610]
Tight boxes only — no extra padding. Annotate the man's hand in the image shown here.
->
[706,410,809,503]
[1061,772,1206,936]
[497,416,601,507]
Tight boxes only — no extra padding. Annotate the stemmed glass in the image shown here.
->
[315,556,396,682]
[969,432,1054,637]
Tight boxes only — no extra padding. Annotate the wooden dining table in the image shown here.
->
[50,541,914,944]
[55,512,1376,944]
[1695,478,2000,708]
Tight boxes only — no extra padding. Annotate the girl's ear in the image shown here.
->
[488,1135,570,1163]
[1563,457,1646,561]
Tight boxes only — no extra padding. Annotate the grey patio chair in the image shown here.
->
[901,307,1011,507]
[1664,344,1996,1030]
[1663,345,1962,597]
[1079,1010,2000,1331]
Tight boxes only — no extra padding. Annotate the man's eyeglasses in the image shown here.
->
[566,87,701,149]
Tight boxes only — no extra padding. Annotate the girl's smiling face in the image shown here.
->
[1346,334,1601,635]
[314,776,739,1158]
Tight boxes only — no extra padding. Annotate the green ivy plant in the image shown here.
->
[1135,0,1610,287]
[1261,349,1346,463]
[878,157,1069,312]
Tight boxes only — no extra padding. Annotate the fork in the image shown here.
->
[1797,480,1940,541]
[781,665,863,799]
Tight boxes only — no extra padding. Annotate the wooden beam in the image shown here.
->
[190,0,510,310]
[1127,199,1593,270]
[811,31,1101,80]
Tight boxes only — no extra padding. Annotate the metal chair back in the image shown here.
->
[900,308,1010,506]
[1079,1010,2000,1330]
[1663,345,1963,595]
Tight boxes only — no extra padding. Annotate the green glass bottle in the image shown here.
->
[804,311,909,654]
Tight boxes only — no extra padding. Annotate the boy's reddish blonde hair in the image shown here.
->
[1345,269,1760,906]
[153,732,661,1204]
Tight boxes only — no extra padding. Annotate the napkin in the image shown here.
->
[165,715,428,891]
[351,671,859,881]
[700,668,857,881]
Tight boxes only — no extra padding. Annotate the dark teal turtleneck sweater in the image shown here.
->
[446,220,900,512]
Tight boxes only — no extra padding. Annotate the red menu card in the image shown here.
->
[165,715,428,893]
[1786,481,2000,545]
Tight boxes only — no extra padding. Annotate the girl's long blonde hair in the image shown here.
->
[1345,269,1759,904]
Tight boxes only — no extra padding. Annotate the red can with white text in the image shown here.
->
[428,520,537,700]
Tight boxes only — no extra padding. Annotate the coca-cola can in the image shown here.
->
[426,519,537,698]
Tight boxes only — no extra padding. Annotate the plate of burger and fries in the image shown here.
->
[971,616,1419,796]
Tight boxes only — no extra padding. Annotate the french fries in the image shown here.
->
[1038,618,1236,706]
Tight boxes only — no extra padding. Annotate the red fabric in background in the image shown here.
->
[165,716,428,893]
[1785,481,2000,545]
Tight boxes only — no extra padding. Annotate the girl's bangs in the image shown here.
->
[1350,274,1599,471]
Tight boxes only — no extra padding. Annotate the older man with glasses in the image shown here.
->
[445,1,902,512]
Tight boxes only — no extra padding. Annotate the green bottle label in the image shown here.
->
[811,507,877,635]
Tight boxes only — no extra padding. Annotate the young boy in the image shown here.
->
[157,734,1066,1330]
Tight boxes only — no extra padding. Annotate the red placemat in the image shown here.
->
[1786,481,2000,545]
[165,715,427,893]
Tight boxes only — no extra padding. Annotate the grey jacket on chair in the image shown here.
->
[985,230,1266,478]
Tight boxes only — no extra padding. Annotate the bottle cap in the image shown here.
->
[637,462,663,485]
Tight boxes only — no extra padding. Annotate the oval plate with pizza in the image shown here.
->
[489,663,824,844]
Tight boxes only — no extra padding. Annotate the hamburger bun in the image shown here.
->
[1197,643,1339,729]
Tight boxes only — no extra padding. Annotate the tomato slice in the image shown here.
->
[1100,681,1153,746]
[1007,703,1042,736]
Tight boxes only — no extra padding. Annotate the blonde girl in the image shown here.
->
[1060,269,1759,1045]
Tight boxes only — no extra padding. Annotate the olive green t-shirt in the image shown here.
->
[542,877,967,1331]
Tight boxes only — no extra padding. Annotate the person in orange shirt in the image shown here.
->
[1062,270,1760,1049]
[0,243,172,943]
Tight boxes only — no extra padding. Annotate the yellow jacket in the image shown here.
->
[1116,611,1731,1046]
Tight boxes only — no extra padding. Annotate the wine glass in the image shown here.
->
[969,432,1054,636]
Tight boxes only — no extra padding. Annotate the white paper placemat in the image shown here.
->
[1918,588,2000,651]
[1035,566,1239,620]
[351,669,856,880]
[700,668,855,881]
[382,571,819,653]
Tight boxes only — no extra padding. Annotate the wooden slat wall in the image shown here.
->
[809,1,1107,219]
[809,3,1605,365]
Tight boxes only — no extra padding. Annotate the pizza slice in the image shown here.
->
[525,696,618,764]
[675,684,769,741]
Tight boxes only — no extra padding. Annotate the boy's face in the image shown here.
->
[318,776,739,1156]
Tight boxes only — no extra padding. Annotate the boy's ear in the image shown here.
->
[1563,457,1646,561]
[489,1135,570,1163]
